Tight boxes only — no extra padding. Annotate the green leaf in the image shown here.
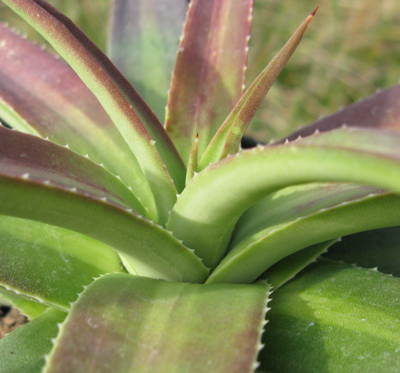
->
[0,290,48,320]
[43,273,269,373]
[0,215,123,311]
[259,260,400,372]
[0,307,66,373]
[167,128,400,269]
[0,23,158,220]
[199,9,317,169]
[0,131,208,283]
[1,0,184,223]
[259,239,339,289]
[324,226,400,277]
[109,0,188,123]
[165,0,253,164]
[208,184,400,284]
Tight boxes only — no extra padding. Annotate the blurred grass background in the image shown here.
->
[1,0,399,142]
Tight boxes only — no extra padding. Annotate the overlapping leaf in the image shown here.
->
[199,8,317,169]
[0,128,208,283]
[165,0,253,163]
[0,215,123,311]
[167,128,400,269]
[0,307,66,373]
[259,260,400,372]
[43,274,269,373]
[0,23,159,220]
[1,0,185,223]
[208,184,400,284]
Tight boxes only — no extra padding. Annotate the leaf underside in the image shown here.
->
[43,274,269,373]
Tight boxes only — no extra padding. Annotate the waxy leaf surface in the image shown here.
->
[0,129,208,283]
[44,274,269,373]
[168,128,400,269]
[165,0,253,163]
[0,215,123,311]
[2,0,184,223]
[259,260,400,372]
[109,0,187,123]
[209,183,400,284]
[0,307,66,373]
[0,23,158,220]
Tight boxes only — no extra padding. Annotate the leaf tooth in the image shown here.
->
[84,154,89,158]
[100,197,107,202]
[21,172,30,179]
[63,144,70,149]
[43,180,51,185]
[69,187,77,193]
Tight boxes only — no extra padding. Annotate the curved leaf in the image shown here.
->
[167,128,400,269]
[259,239,339,289]
[0,23,158,220]
[259,260,400,372]
[0,126,144,214]
[2,0,183,223]
[0,215,123,311]
[208,184,400,284]
[0,307,66,373]
[109,0,188,123]
[0,290,48,320]
[43,273,269,373]
[165,0,253,163]
[0,131,208,282]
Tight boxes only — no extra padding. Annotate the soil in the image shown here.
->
[0,307,28,339]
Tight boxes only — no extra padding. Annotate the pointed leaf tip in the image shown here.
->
[311,6,319,17]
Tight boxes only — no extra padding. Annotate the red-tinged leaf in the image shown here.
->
[109,0,188,123]
[0,129,208,283]
[199,9,317,170]
[2,0,184,223]
[0,126,144,213]
[165,0,253,164]
[43,274,269,373]
[277,83,400,143]
[0,23,158,220]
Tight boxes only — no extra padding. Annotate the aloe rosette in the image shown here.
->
[0,1,400,372]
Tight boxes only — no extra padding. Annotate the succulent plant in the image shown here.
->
[1,0,400,372]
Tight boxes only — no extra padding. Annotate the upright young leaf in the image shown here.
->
[199,9,317,169]
[109,0,188,123]
[0,23,158,220]
[2,0,184,223]
[167,128,400,269]
[165,0,253,164]
[43,274,269,373]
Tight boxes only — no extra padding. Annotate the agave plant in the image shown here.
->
[1,0,400,372]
